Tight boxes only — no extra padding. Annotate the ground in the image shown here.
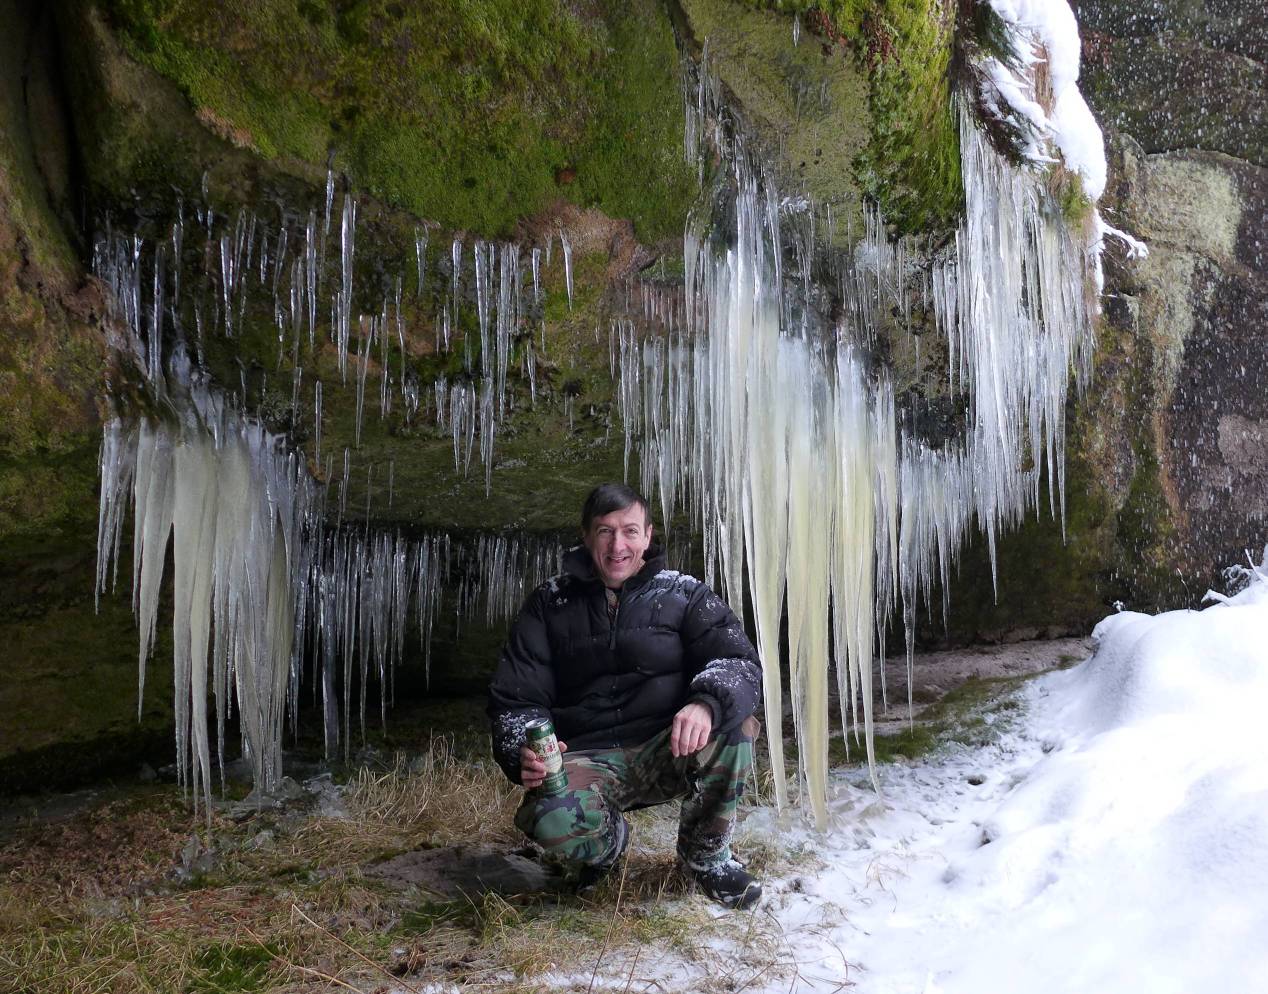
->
[0,637,1083,994]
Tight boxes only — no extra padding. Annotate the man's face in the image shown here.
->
[584,504,653,589]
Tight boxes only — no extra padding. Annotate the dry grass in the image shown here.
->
[0,737,802,994]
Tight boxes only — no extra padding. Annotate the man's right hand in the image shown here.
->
[519,740,568,788]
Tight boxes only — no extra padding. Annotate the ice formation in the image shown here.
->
[609,16,1106,822]
[95,348,561,806]
[96,390,563,805]
[94,169,575,804]
[90,2,1121,821]
[93,178,575,499]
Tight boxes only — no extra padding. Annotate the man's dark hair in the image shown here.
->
[581,482,651,532]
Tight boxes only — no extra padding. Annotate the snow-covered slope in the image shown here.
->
[749,550,1268,993]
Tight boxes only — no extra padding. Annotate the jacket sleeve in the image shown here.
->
[679,581,763,735]
[487,586,557,784]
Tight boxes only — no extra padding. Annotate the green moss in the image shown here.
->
[0,441,102,545]
[1114,439,1182,605]
[1056,171,1093,226]
[730,0,962,234]
[847,0,962,233]
[91,0,695,240]
[679,0,871,237]
[572,3,697,243]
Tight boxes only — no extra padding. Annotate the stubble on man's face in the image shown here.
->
[584,506,653,589]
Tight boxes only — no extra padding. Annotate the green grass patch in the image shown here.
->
[828,671,1038,768]
[190,941,284,993]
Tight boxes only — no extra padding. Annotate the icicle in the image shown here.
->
[415,225,428,298]
[313,380,322,465]
[610,64,1099,820]
[558,227,574,310]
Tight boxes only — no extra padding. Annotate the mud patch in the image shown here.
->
[367,843,565,898]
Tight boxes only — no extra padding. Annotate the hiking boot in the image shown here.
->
[691,858,762,909]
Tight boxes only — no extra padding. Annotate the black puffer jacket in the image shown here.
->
[487,545,762,784]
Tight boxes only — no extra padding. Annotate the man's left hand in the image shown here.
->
[671,702,713,757]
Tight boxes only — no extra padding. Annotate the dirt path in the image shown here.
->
[873,636,1093,726]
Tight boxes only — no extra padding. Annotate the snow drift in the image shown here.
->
[754,551,1268,994]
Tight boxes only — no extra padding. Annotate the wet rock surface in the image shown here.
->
[1061,0,1268,600]
[1096,136,1268,588]
[1072,0,1267,165]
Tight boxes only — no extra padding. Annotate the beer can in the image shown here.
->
[524,717,568,795]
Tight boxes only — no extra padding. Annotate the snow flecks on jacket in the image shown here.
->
[690,657,763,733]
[491,708,545,785]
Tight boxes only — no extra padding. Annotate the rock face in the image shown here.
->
[936,1,1268,641]
[2,0,1264,786]
[0,0,177,792]
[1072,0,1268,594]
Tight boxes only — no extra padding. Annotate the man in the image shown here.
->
[488,482,764,908]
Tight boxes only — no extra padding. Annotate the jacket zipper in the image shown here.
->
[608,593,620,650]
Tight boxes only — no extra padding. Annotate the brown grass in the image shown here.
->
[0,737,801,994]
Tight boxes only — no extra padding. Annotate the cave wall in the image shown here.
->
[3,0,1264,787]
[1,0,707,790]
[920,0,1268,642]
[0,0,177,791]
[1075,0,1268,593]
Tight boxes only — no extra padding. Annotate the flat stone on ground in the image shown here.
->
[367,844,565,898]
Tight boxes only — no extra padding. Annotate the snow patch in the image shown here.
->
[981,0,1108,199]
[734,547,1268,993]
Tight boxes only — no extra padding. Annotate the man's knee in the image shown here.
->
[515,787,611,864]
[690,714,760,770]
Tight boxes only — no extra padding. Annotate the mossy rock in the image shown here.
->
[679,0,962,236]
[67,0,696,242]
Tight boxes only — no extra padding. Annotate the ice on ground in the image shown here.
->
[739,551,1268,993]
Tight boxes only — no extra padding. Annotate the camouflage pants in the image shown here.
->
[515,715,758,873]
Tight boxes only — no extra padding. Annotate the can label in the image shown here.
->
[525,718,568,794]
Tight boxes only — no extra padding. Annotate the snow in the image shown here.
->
[733,548,1268,993]
[984,0,1108,201]
[1051,87,1106,200]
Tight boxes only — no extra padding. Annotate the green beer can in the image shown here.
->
[524,717,567,795]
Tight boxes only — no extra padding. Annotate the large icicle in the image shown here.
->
[614,36,1103,816]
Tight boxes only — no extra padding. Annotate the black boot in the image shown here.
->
[691,858,762,909]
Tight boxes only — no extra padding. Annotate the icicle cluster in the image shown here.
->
[610,62,1097,825]
[96,366,563,804]
[92,175,571,499]
[96,376,322,810]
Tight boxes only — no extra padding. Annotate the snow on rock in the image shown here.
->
[982,0,1107,201]
[742,549,1268,993]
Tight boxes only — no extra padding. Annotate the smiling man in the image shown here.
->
[488,482,764,908]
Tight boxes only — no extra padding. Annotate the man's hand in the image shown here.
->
[671,702,713,757]
[519,740,568,788]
